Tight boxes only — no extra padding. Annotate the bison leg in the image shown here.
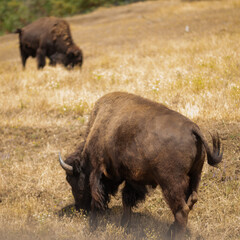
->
[159,176,190,240]
[185,138,204,211]
[166,177,200,239]
[167,201,190,240]
[187,191,198,210]
[20,47,28,69]
[121,181,148,227]
[36,48,46,69]
[167,202,190,240]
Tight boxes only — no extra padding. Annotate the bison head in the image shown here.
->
[58,147,91,212]
[66,46,83,68]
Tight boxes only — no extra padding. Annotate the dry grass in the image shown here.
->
[0,0,239,239]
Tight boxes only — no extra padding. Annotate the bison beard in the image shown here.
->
[59,92,223,240]
[15,17,83,69]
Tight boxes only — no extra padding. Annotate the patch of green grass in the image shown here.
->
[58,100,90,116]
[190,74,207,93]
[230,84,240,102]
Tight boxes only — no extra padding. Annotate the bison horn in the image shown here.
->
[58,152,73,174]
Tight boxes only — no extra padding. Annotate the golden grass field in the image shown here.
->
[0,0,239,239]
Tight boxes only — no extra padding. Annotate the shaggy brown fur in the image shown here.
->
[59,92,223,240]
[15,17,83,69]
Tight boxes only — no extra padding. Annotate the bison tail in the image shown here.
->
[192,127,223,167]
[14,28,22,34]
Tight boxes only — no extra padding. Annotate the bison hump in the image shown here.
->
[51,21,72,45]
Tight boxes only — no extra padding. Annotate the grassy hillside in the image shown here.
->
[0,0,140,34]
[0,0,239,239]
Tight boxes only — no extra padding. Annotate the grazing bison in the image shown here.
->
[15,17,83,69]
[59,92,223,239]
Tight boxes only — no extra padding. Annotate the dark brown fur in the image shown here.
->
[15,17,83,69]
[60,92,223,239]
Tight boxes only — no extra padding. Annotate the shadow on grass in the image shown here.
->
[57,204,204,239]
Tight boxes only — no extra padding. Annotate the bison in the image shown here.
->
[59,92,223,239]
[15,17,83,69]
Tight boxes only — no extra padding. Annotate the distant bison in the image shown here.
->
[59,92,223,240]
[15,17,83,69]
